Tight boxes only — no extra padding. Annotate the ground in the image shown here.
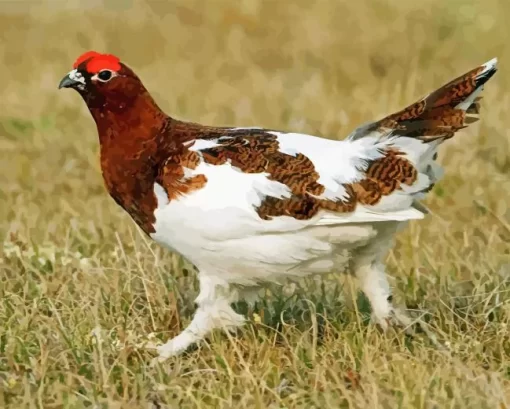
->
[0,0,509,408]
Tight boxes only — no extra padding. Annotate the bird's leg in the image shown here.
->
[350,223,416,333]
[156,276,245,361]
[354,260,401,331]
[353,256,442,347]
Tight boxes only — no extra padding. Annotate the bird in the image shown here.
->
[59,51,497,360]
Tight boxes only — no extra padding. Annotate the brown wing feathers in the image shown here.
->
[175,130,418,220]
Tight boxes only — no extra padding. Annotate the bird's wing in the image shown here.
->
[156,127,424,242]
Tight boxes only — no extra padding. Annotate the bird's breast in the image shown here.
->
[100,153,159,235]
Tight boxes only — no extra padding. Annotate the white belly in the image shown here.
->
[151,182,379,286]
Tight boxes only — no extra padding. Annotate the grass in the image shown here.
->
[1,0,510,407]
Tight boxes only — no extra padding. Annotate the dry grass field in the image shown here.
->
[1,0,510,408]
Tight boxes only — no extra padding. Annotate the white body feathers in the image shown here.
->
[151,130,433,286]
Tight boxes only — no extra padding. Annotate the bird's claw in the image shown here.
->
[374,309,447,350]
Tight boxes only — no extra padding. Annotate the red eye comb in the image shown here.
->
[73,51,101,68]
[73,51,121,73]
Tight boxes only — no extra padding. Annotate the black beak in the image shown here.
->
[58,74,79,89]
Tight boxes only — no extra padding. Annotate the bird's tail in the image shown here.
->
[349,58,498,143]
[381,58,498,142]
[347,58,498,209]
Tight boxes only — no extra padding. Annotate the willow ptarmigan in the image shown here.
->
[59,51,497,360]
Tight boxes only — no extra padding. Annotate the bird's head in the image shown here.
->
[59,51,167,142]
[59,51,154,113]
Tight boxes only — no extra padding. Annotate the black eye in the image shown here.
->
[97,70,113,81]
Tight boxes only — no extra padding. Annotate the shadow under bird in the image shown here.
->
[59,51,497,360]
